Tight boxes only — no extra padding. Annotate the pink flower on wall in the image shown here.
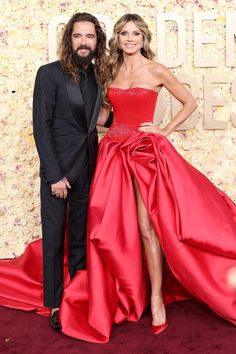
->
[58,1,71,11]
[0,29,8,40]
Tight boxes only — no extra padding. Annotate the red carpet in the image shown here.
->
[0,300,235,354]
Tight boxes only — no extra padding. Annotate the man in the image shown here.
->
[33,12,108,331]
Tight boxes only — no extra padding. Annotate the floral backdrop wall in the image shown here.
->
[0,0,235,257]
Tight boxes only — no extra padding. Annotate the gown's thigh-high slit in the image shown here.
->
[132,178,166,325]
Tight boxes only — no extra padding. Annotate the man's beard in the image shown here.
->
[72,45,96,67]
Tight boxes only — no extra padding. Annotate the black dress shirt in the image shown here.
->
[79,65,97,126]
[79,65,113,128]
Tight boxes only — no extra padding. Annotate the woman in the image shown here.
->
[97,12,197,333]
[86,13,236,335]
[0,14,236,343]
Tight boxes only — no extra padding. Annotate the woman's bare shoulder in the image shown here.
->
[147,62,169,74]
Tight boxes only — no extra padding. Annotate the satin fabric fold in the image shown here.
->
[0,132,236,342]
[1,87,236,342]
[85,132,236,332]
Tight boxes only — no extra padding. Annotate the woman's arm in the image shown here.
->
[139,64,197,136]
[97,106,111,126]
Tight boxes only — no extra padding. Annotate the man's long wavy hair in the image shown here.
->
[101,14,155,107]
[58,12,107,85]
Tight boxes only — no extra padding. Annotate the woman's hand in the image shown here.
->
[138,122,170,137]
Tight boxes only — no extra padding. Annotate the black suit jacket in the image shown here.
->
[33,61,100,185]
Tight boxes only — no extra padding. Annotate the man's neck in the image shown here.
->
[82,64,89,70]
[78,63,92,72]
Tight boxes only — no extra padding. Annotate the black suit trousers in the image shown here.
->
[40,163,90,308]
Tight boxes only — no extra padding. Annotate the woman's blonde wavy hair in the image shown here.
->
[101,14,155,107]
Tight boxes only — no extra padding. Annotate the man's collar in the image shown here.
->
[78,63,93,74]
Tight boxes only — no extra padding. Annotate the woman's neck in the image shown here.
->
[121,52,147,73]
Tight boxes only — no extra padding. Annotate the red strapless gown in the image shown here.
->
[0,87,236,343]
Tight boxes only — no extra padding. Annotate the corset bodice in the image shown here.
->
[107,87,158,138]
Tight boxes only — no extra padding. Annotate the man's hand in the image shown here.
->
[51,177,71,199]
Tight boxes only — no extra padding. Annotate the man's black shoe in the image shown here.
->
[50,310,62,332]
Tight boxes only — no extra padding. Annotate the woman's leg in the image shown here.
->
[133,179,166,326]
[227,267,236,289]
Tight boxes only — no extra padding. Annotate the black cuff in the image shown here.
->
[49,176,65,185]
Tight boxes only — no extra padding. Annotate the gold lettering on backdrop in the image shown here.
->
[226,11,236,67]
[231,78,236,127]
[48,12,236,67]
[48,13,236,130]
[194,12,218,67]
[204,75,230,129]
[153,77,199,129]
[156,13,186,68]
[173,76,200,130]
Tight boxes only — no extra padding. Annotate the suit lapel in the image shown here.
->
[88,87,102,132]
[65,72,101,132]
[65,74,87,131]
